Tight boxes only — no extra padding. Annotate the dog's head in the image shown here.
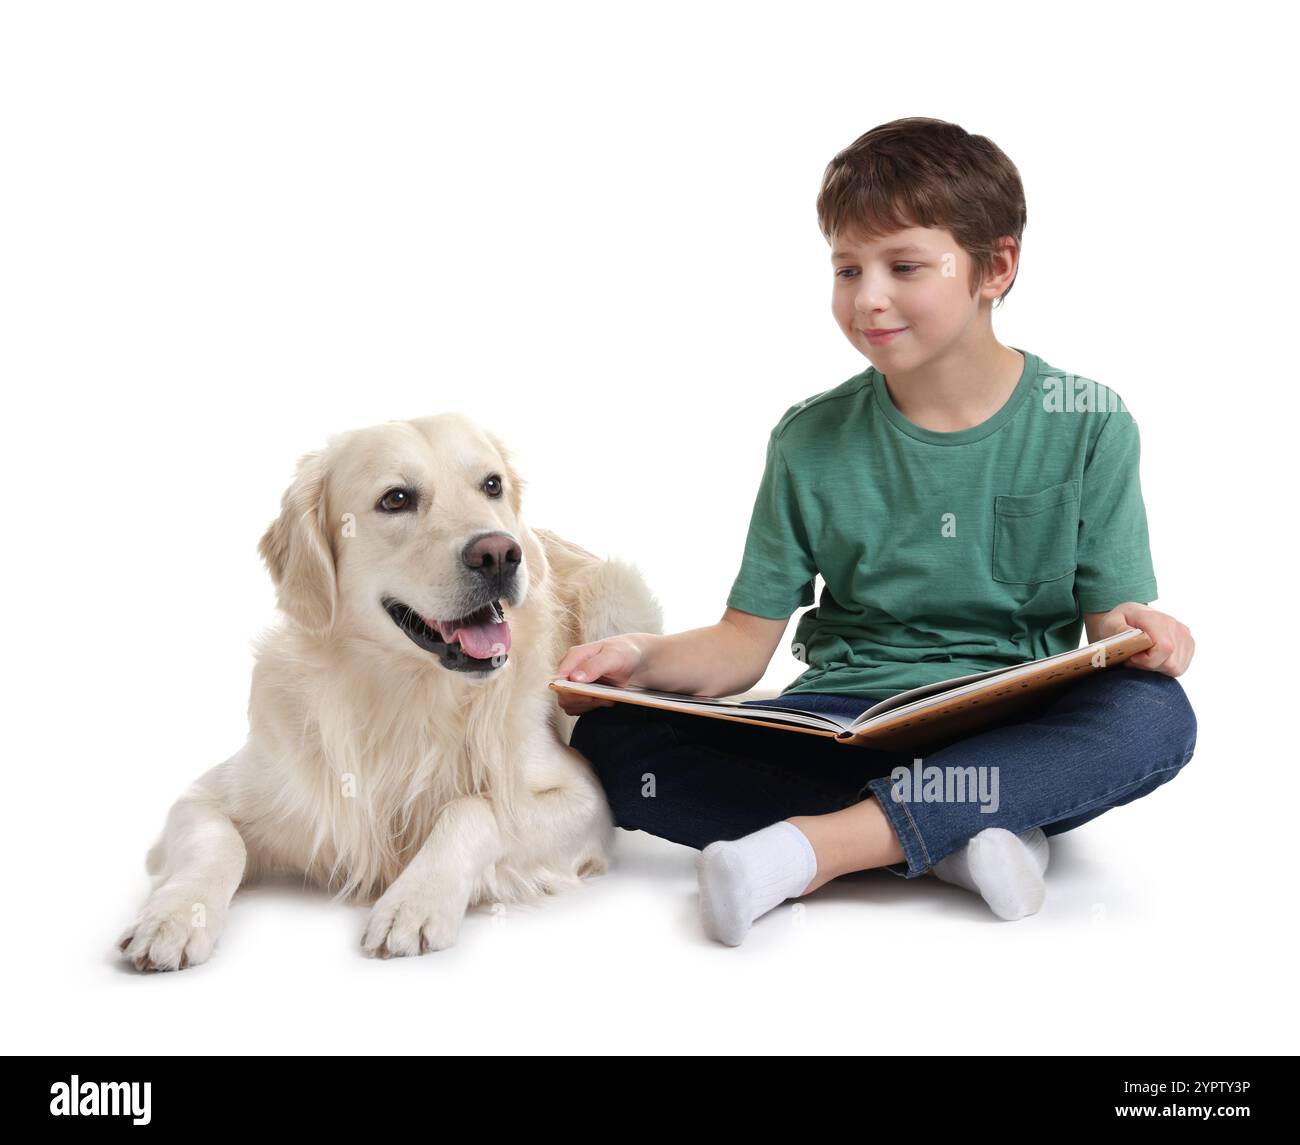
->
[258,413,544,678]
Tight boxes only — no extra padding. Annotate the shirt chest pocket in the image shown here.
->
[991,480,1080,585]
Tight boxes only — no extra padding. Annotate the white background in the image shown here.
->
[2,0,1295,1056]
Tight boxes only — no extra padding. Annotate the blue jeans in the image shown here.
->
[570,669,1197,878]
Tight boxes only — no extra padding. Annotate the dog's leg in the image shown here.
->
[498,748,615,893]
[117,772,248,973]
[361,795,502,958]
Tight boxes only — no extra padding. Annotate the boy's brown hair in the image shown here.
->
[816,117,1027,306]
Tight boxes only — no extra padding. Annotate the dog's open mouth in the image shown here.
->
[382,597,511,672]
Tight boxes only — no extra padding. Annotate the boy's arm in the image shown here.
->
[1083,603,1195,677]
[631,607,791,697]
[1082,609,1111,644]
[1073,403,1192,675]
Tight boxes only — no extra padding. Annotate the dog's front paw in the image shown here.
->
[361,882,465,958]
[117,892,223,972]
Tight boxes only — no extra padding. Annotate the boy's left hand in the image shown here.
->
[1094,603,1195,677]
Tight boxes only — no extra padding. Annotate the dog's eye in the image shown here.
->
[377,488,416,513]
[483,474,503,498]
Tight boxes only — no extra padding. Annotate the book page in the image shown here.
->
[848,628,1149,733]
[851,662,1024,724]
[547,678,855,732]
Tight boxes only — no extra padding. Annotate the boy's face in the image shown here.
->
[829,224,1003,368]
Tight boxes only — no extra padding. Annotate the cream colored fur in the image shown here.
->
[117,413,662,970]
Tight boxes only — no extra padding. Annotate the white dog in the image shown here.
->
[117,413,662,970]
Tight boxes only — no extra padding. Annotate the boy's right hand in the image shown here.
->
[553,634,652,716]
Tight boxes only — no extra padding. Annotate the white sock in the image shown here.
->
[930,826,1050,920]
[696,820,817,946]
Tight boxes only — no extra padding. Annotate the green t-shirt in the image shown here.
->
[725,348,1158,698]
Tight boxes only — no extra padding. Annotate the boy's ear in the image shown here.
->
[257,449,338,635]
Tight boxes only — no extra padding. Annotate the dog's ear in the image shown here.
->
[258,449,338,635]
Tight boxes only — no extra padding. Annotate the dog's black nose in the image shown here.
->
[462,532,521,596]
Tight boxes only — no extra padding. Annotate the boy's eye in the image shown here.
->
[834,264,920,279]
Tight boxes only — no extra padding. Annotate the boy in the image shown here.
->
[556,118,1196,945]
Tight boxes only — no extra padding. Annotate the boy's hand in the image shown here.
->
[553,634,652,716]
[1096,603,1195,677]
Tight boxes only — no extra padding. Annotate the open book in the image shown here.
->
[550,627,1154,751]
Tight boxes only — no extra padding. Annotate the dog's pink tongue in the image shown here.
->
[436,615,511,659]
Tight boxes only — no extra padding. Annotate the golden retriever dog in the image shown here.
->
[116,413,662,970]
